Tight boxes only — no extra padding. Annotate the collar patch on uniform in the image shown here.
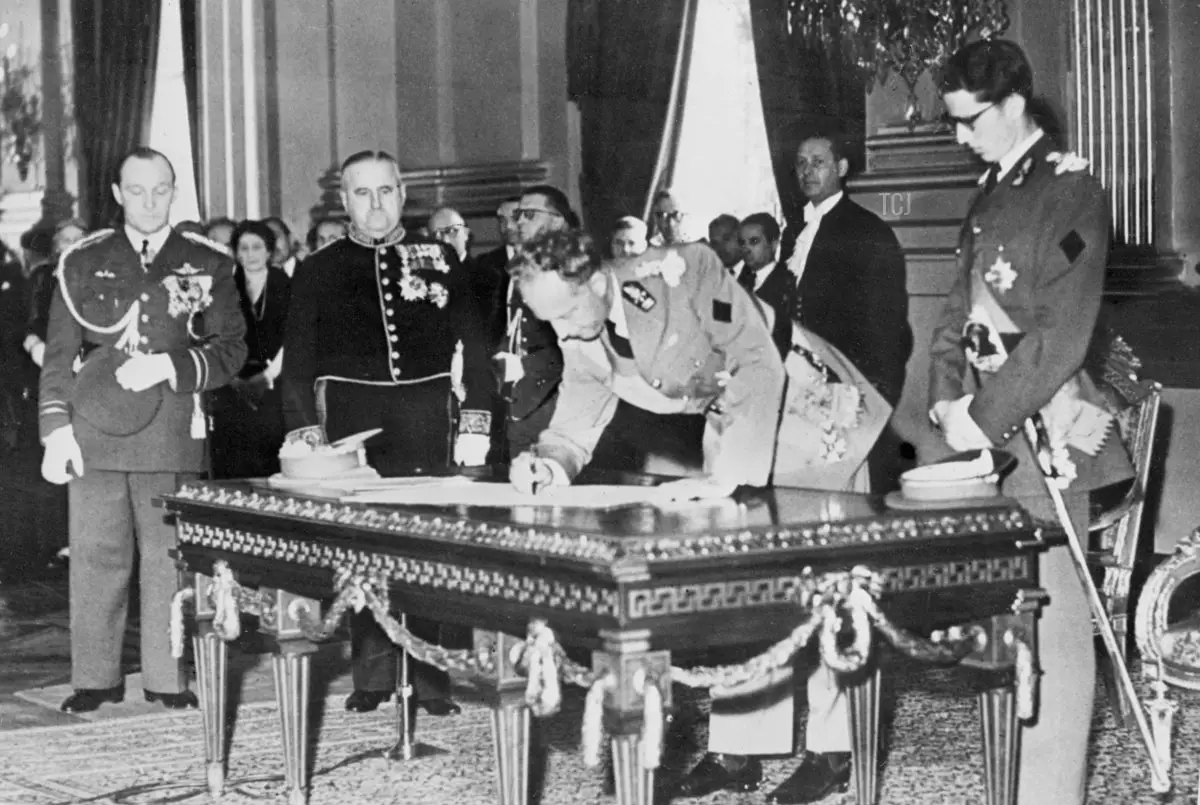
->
[1060,230,1085,263]
[712,299,732,323]
[1011,154,1036,187]
[621,281,656,311]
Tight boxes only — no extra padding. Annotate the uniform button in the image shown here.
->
[391,351,400,359]
[140,336,149,344]
[380,262,388,269]
[140,293,150,302]
[382,278,390,285]
[693,359,702,367]
[98,293,106,300]
[378,248,387,256]
[388,323,396,331]
[141,314,149,323]
[390,335,398,342]
[651,378,662,389]
[972,226,982,234]
[385,293,393,301]
[386,308,394,316]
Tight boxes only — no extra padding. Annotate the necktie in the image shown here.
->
[737,265,756,293]
[605,319,634,359]
[140,238,151,268]
[983,163,1001,194]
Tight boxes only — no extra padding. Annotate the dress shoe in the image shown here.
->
[418,697,461,716]
[144,690,199,709]
[672,753,762,798]
[344,689,391,712]
[60,685,125,713]
[766,751,852,804]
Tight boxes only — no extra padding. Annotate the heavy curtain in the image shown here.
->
[179,0,203,214]
[568,0,690,237]
[747,0,865,224]
[72,0,163,229]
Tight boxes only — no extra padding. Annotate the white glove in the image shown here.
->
[23,334,45,367]
[933,395,993,452]
[510,452,565,494]
[115,352,177,392]
[454,433,490,467]
[652,476,738,502]
[41,426,84,484]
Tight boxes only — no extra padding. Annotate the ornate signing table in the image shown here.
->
[160,478,1052,805]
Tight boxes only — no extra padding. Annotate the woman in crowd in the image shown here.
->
[210,219,291,478]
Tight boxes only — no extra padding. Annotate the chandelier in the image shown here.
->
[787,0,1010,124]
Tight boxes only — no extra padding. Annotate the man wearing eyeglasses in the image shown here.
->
[488,185,575,459]
[428,206,471,263]
[926,40,1131,805]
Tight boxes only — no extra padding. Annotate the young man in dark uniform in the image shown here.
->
[281,150,493,715]
[39,147,247,712]
[922,40,1132,805]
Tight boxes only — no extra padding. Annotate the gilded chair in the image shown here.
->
[1085,334,1162,724]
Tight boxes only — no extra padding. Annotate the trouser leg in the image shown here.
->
[803,660,851,752]
[707,665,795,756]
[68,469,134,690]
[1016,494,1093,805]
[130,471,189,694]
[350,612,450,700]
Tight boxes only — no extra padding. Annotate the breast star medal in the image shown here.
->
[984,254,1017,294]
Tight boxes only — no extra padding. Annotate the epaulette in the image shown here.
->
[181,229,233,256]
[54,229,115,281]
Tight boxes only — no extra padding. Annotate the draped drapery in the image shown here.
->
[179,0,203,215]
[747,0,866,224]
[568,0,691,237]
[72,0,163,229]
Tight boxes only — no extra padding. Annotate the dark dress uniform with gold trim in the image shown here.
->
[280,228,492,701]
[926,133,1132,805]
[38,228,246,695]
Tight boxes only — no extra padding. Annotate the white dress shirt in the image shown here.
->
[125,225,172,266]
[786,190,844,282]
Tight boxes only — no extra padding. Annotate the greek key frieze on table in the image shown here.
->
[624,555,1032,619]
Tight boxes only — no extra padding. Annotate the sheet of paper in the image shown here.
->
[340,481,675,510]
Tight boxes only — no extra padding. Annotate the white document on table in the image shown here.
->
[340,480,671,510]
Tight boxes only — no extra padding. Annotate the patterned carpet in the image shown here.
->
[1,656,1198,804]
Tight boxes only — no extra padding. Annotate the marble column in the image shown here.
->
[35,0,73,228]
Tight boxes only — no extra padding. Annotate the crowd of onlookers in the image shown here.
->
[0,185,825,584]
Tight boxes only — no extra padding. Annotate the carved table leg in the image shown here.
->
[845,666,881,805]
[595,630,671,805]
[978,683,1019,805]
[260,589,319,805]
[491,692,532,804]
[191,572,228,799]
[272,644,313,805]
[474,630,533,805]
[967,591,1046,805]
[194,624,228,798]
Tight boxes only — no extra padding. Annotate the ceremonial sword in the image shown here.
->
[1021,415,1175,793]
